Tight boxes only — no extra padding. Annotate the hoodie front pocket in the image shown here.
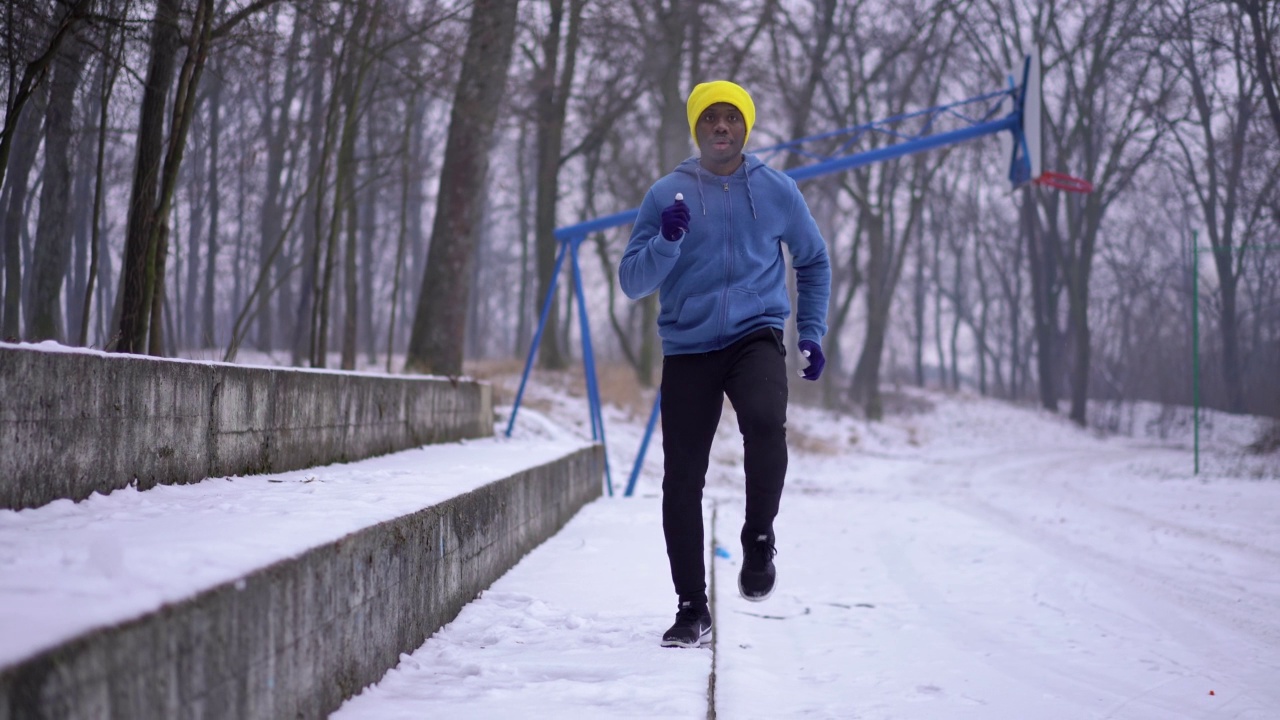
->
[675,291,719,338]
[725,288,766,330]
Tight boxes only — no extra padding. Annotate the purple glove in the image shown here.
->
[660,197,690,241]
[798,339,825,381]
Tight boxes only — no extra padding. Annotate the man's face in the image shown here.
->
[696,102,746,167]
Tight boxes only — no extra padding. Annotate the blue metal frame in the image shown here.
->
[504,233,615,496]
[505,59,1037,497]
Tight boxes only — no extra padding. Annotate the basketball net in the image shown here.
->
[1033,170,1094,193]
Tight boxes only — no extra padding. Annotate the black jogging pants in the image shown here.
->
[660,326,789,606]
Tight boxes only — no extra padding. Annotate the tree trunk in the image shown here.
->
[203,63,223,347]
[404,0,519,376]
[532,0,585,372]
[308,8,361,368]
[67,86,97,341]
[948,245,964,391]
[267,19,303,355]
[340,148,359,371]
[1024,187,1059,412]
[360,121,377,366]
[116,0,183,353]
[931,230,946,388]
[148,222,170,356]
[1,84,46,339]
[81,31,122,346]
[972,235,992,396]
[850,213,890,418]
[257,14,302,351]
[329,1,376,371]
[184,96,208,348]
[1065,197,1105,426]
[514,120,533,358]
[387,91,418,371]
[27,32,85,341]
[1215,254,1245,412]
[912,238,926,387]
[532,0,567,371]
[151,0,215,357]
[848,167,931,419]
[291,18,330,365]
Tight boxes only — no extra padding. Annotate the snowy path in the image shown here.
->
[710,404,1280,719]
[339,389,1278,719]
[332,497,712,719]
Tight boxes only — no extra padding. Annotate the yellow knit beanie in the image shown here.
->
[687,80,755,148]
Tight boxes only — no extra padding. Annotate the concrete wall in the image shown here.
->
[0,444,604,720]
[0,345,493,511]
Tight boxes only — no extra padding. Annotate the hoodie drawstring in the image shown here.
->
[695,166,708,216]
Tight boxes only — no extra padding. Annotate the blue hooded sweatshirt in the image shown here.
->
[619,154,831,356]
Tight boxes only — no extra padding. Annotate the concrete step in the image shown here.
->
[0,343,494,511]
[0,437,603,720]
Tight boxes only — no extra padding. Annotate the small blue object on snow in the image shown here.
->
[714,545,731,559]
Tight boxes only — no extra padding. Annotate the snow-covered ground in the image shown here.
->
[2,351,1277,718]
[338,373,1280,719]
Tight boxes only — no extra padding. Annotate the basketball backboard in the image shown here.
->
[998,52,1042,188]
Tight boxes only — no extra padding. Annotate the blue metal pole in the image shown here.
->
[571,238,613,495]
[569,243,601,441]
[785,116,1018,183]
[624,390,662,497]
[553,208,640,241]
[505,239,570,438]
[548,102,1021,243]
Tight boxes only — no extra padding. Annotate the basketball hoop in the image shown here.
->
[1034,171,1094,193]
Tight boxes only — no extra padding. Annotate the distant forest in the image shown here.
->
[2,0,1277,422]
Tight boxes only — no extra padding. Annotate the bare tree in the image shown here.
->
[0,0,92,197]
[1232,0,1280,144]
[202,61,223,347]
[79,5,128,346]
[115,0,185,353]
[256,8,304,351]
[26,27,85,340]
[767,0,840,405]
[837,3,956,419]
[0,81,43,339]
[1038,0,1175,425]
[525,0,585,371]
[405,0,519,376]
[1160,0,1280,413]
[115,0,284,354]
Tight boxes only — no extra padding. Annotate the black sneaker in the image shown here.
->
[738,529,777,602]
[660,600,712,648]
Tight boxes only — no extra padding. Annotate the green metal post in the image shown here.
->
[1186,237,1279,476]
